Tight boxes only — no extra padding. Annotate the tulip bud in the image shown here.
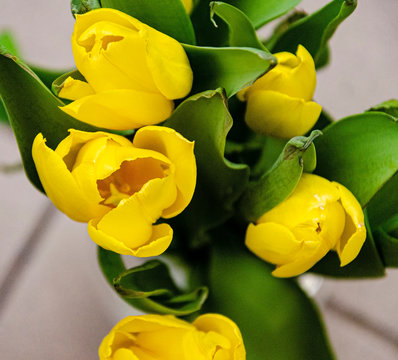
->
[99,313,246,360]
[32,126,196,257]
[245,173,366,277]
[239,45,322,139]
[58,8,193,130]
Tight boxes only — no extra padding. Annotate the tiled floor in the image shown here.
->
[1,0,398,359]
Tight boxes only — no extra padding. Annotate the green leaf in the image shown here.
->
[271,0,357,66]
[367,172,398,229]
[165,89,250,247]
[98,248,208,315]
[314,112,398,208]
[71,0,101,16]
[373,227,398,268]
[191,0,300,46]
[210,2,267,50]
[311,213,385,277]
[0,52,98,192]
[369,99,398,120]
[101,0,196,45]
[0,30,21,56]
[225,0,302,28]
[0,98,8,124]
[239,130,321,222]
[183,44,276,97]
[207,236,334,360]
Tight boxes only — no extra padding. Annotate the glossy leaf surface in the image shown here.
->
[0,52,97,191]
[183,44,276,97]
[271,0,357,65]
[98,248,208,315]
[207,236,334,360]
[315,112,398,208]
[240,130,321,222]
[165,89,250,247]
[210,2,267,50]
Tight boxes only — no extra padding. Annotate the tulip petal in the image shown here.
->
[146,28,193,99]
[243,45,316,102]
[193,314,246,360]
[58,76,95,101]
[259,173,340,229]
[60,89,174,130]
[334,182,367,266]
[272,241,329,278]
[245,90,322,138]
[88,176,176,256]
[246,222,302,265]
[133,126,196,218]
[32,133,108,222]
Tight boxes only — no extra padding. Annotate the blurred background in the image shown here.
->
[1,0,398,358]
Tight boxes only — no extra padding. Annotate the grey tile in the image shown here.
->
[0,212,138,360]
[0,126,48,284]
[321,304,398,360]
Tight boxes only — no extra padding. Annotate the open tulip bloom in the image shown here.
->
[1,1,397,359]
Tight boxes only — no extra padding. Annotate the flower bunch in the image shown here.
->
[2,0,397,359]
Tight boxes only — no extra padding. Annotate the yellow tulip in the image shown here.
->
[238,45,322,139]
[245,174,366,277]
[58,8,193,130]
[32,126,196,257]
[99,313,246,360]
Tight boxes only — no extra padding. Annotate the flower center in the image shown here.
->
[97,157,170,208]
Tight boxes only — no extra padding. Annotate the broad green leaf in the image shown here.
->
[210,2,267,50]
[369,99,398,120]
[207,235,334,360]
[165,89,250,247]
[101,0,196,44]
[367,172,398,229]
[0,52,98,192]
[374,228,398,268]
[314,112,398,208]
[0,30,21,56]
[192,0,301,46]
[311,213,385,277]
[98,248,208,315]
[224,0,302,28]
[30,66,70,91]
[71,0,101,16]
[373,216,398,267]
[240,130,321,222]
[0,98,8,124]
[183,44,276,97]
[271,0,357,65]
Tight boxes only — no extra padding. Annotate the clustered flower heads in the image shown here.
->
[1,1,375,358]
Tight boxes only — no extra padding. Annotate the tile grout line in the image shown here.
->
[325,297,398,351]
[0,202,56,320]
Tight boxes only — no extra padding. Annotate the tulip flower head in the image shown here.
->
[32,126,196,257]
[246,174,366,277]
[99,313,246,360]
[238,45,322,139]
[58,8,193,130]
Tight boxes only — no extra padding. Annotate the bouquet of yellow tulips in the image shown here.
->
[1,0,397,358]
